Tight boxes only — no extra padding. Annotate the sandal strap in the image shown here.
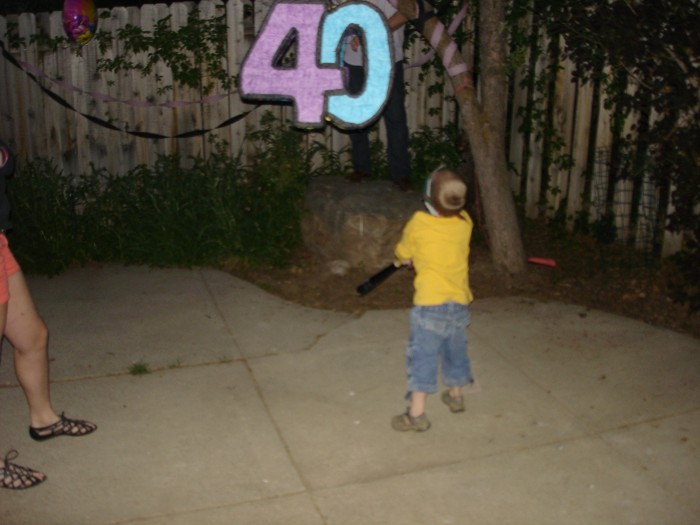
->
[32,415,64,434]
[29,412,97,441]
[4,449,18,466]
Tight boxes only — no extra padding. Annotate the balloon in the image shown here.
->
[63,0,98,46]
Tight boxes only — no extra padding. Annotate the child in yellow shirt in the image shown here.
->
[392,166,474,431]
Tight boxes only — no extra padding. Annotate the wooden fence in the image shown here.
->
[0,1,681,255]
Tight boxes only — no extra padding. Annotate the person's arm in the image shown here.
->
[394,240,412,266]
[387,11,408,31]
[350,11,406,49]
[394,217,415,265]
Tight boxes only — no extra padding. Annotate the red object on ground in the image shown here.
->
[528,257,557,268]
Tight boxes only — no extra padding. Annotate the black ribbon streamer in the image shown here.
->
[0,40,258,139]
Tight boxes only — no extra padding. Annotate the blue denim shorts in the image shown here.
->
[405,302,472,395]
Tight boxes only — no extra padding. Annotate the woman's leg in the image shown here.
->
[0,264,48,488]
[3,269,57,429]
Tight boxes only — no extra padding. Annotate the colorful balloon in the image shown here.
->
[63,0,98,46]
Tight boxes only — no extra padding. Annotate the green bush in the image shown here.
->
[408,124,463,189]
[8,114,312,274]
[667,235,700,313]
[7,160,81,275]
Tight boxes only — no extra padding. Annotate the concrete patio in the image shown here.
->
[0,265,698,524]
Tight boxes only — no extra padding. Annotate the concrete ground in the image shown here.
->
[0,265,698,525]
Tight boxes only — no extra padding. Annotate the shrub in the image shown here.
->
[8,115,312,274]
[667,235,700,313]
[7,160,81,275]
[408,124,463,189]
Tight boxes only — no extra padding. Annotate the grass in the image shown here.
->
[128,361,151,376]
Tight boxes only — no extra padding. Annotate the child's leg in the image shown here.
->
[441,304,473,396]
[409,391,427,418]
[405,307,441,414]
[448,386,463,398]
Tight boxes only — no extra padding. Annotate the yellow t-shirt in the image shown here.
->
[394,210,473,306]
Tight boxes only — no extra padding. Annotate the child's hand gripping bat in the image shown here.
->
[356,262,403,296]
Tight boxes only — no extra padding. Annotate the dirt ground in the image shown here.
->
[223,228,700,341]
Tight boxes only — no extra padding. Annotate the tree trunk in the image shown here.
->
[396,0,526,274]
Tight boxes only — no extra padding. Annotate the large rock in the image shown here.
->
[302,176,423,271]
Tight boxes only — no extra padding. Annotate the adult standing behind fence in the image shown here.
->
[343,0,412,191]
[0,140,97,490]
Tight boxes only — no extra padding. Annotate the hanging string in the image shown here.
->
[0,39,258,139]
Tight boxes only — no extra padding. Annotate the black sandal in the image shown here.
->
[1,450,46,490]
[29,412,97,441]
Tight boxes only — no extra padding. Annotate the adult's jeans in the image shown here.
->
[344,62,410,183]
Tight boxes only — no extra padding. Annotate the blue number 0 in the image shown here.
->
[321,2,394,128]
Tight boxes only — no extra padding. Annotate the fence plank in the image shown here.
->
[93,7,124,174]
[113,7,138,172]
[17,14,41,161]
[198,1,227,159]
[225,0,249,160]
[549,47,576,216]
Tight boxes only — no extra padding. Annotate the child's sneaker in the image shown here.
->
[441,390,465,413]
[391,411,431,432]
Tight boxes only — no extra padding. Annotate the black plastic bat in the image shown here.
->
[356,263,401,296]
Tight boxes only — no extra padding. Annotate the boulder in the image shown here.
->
[302,176,423,271]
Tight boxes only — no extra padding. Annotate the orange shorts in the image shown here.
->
[0,233,21,304]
